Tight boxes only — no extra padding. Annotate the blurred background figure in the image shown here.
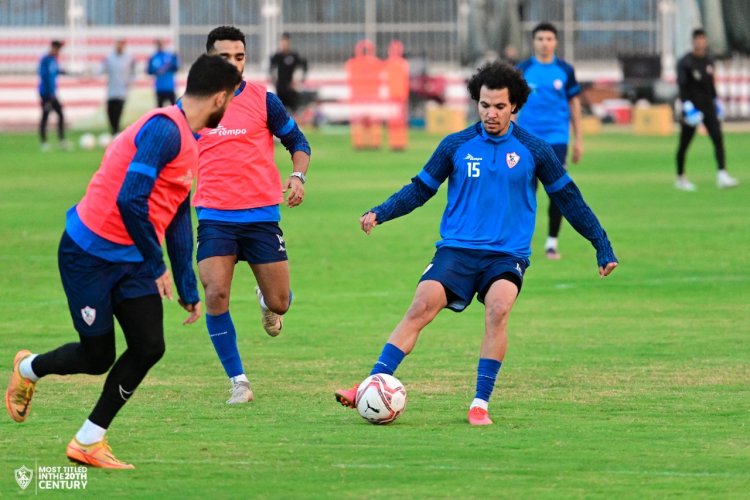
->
[101,39,135,135]
[501,44,519,66]
[517,22,583,261]
[675,28,738,191]
[384,39,410,151]
[269,32,307,113]
[38,40,68,151]
[345,39,383,150]
[147,39,180,108]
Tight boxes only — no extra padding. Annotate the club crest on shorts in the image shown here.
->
[506,152,520,168]
[81,306,96,326]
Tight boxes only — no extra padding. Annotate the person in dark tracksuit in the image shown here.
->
[675,28,739,191]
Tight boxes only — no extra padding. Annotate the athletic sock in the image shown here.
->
[19,354,40,382]
[545,236,558,251]
[75,419,107,445]
[370,342,406,376]
[231,374,249,384]
[470,398,489,410]
[474,358,502,403]
[206,311,244,378]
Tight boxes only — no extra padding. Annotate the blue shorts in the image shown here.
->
[196,221,288,264]
[419,246,528,312]
[58,232,158,336]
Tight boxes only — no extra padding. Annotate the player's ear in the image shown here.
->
[214,90,229,109]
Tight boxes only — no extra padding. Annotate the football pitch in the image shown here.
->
[0,128,748,498]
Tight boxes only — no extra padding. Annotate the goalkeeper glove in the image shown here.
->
[682,101,703,127]
[715,98,725,121]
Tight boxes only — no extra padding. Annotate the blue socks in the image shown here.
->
[370,343,406,376]
[474,358,502,402]
[206,311,244,378]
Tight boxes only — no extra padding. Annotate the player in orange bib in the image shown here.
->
[5,55,241,468]
[195,26,312,404]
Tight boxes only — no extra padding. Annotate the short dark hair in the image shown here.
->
[51,40,64,48]
[185,54,242,97]
[206,25,246,52]
[466,61,531,113]
[692,28,706,39]
[281,32,291,40]
[532,22,558,38]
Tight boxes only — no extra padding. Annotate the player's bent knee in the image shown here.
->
[485,300,513,325]
[265,292,291,314]
[204,287,230,310]
[87,351,116,375]
[404,298,439,324]
[133,339,165,367]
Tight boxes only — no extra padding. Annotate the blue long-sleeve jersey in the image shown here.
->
[147,51,180,93]
[65,113,200,305]
[517,56,581,145]
[38,54,61,98]
[370,122,617,267]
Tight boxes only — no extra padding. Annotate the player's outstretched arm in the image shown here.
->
[547,181,618,271]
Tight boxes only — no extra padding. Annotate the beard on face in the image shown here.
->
[206,107,225,129]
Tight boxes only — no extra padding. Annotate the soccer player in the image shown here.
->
[102,39,136,135]
[334,61,618,426]
[5,54,242,468]
[517,22,583,260]
[147,38,181,107]
[269,32,308,113]
[38,40,68,152]
[675,28,739,191]
[196,26,311,404]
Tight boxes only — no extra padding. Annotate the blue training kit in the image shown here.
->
[516,56,581,145]
[369,122,616,267]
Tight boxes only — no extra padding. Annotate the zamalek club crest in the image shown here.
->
[81,306,96,327]
[506,152,520,168]
[15,465,33,490]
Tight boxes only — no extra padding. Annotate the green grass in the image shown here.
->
[0,128,748,498]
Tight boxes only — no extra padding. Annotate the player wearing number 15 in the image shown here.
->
[334,61,618,425]
[5,55,241,468]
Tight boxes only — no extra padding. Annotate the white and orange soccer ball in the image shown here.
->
[355,374,407,425]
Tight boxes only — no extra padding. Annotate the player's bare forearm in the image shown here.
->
[569,96,583,163]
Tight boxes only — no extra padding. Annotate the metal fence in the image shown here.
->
[1,0,670,74]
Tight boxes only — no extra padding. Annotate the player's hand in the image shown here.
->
[155,270,173,300]
[284,176,305,207]
[178,299,202,325]
[360,211,378,235]
[572,138,583,164]
[599,262,618,278]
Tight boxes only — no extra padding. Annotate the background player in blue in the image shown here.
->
[38,40,69,151]
[517,22,583,260]
[334,61,617,426]
[148,38,181,107]
[5,55,241,469]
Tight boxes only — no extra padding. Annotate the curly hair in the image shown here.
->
[466,61,531,114]
[206,26,246,52]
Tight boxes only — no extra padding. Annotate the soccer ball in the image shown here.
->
[97,133,112,148]
[78,133,96,150]
[356,373,407,425]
